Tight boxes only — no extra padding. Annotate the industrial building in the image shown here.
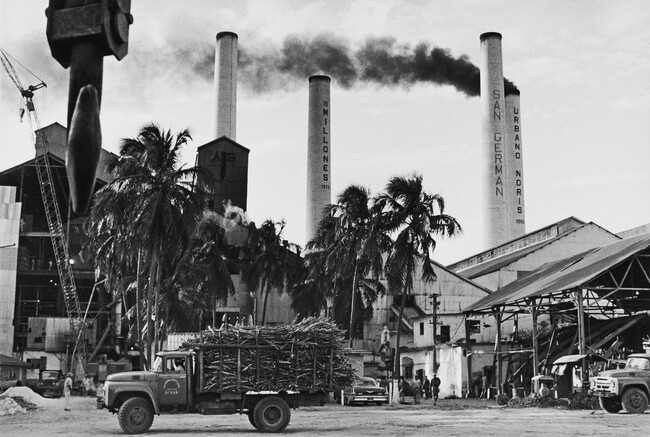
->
[0,122,117,375]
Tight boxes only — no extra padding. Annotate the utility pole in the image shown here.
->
[429,293,439,375]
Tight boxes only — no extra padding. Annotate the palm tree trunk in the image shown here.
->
[393,263,411,380]
[153,240,163,356]
[145,266,155,365]
[136,245,146,369]
[146,235,160,365]
[349,262,359,348]
[261,277,269,325]
[393,290,406,380]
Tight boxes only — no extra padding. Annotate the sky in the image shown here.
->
[1,0,648,265]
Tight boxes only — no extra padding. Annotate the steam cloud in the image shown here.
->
[198,34,518,97]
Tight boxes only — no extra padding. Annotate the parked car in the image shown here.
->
[34,370,64,398]
[339,377,388,406]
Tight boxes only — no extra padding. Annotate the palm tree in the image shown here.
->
[375,174,461,379]
[242,219,300,325]
[306,185,390,345]
[173,211,237,329]
[88,124,206,365]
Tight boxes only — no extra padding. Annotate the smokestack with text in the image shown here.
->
[306,75,332,242]
[214,32,238,140]
[505,90,526,238]
[480,32,509,248]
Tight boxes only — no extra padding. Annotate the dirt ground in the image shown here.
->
[1,395,648,437]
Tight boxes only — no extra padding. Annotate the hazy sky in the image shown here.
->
[1,0,648,265]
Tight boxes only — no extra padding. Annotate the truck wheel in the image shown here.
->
[621,388,648,414]
[118,397,154,434]
[247,410,259,430]
[599,397,622,413]
[253,396,291,433]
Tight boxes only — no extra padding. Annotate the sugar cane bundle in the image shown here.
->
[181,317,355,392]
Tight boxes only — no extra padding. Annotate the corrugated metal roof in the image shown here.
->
[465,233,650,313]
[447,217,587,271]
[0,354,30,367]
[454,222,620,280]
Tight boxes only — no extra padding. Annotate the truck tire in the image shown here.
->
[599,396,622,413]
[247,410,259,430]
[118,397,154,434]
[253,396,291,433]
[621,388,648,414]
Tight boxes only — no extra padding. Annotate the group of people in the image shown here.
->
[398,374,441,405]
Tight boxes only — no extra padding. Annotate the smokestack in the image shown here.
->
[480,32,509,248]
[505,90,526,238]
[306,75,332,242]
[214,31,238,140]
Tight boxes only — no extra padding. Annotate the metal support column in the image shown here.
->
[495,309,503,395]
[531,301,539,376]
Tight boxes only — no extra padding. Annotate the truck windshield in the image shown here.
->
[152,356,163,372]
[626,357,650,371]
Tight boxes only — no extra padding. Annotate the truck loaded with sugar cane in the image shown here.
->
[97,317,355,434]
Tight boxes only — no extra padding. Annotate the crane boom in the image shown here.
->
[1,47,86,366]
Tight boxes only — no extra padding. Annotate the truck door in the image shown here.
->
[158,357,188,406]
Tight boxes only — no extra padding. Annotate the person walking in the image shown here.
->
[432,374,441,406]
[412,377,422,404]
[398,376,411,403]
[64,372,73,411]
[423,375,431,400]
[481,373,489,399]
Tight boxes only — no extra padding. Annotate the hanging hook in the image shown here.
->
[46,0,133,214]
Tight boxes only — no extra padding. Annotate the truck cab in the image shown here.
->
[99,351,194,416]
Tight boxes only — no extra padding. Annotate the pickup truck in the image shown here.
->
[98,334,350,434]
[589,353,650,414]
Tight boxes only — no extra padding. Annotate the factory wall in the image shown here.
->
[0,186,21,355]
[35,123,115,183]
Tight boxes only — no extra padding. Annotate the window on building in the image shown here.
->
[419,322,424,336]
[439,325,451,343]
[467,319,481,334]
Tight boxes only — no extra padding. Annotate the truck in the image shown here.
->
[589,353,650,414]
[34,370,64,398]
[97,319,353,434]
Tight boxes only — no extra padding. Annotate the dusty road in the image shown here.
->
[1,396,649,437]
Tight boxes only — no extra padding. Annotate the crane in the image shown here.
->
[1,47,87,370]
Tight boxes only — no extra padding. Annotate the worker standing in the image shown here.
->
[64,372,73,411]
[432,374,441,406]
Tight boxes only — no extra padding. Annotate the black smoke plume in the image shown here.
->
[222,34,517,96]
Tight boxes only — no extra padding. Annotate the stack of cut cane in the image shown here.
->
[182,317,355,392]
